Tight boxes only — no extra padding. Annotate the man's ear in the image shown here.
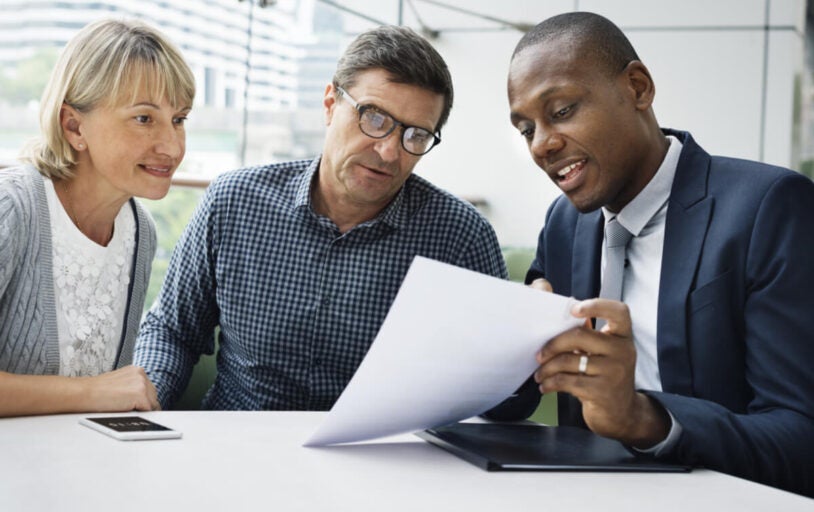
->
[60,104,86,150]
[323,83,338,126]
[623,61,656,111]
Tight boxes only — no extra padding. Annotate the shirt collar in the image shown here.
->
[372,184,408,230]
[603,135,683,235]
[293,157,320,209]
[293,155,410,232]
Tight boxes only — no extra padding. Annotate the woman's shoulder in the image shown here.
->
[0,164,43,201]
[0,164,43,217]
[0,166,45,260]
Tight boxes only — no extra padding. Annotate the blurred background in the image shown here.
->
[1,0,811,309]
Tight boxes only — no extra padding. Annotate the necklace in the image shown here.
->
[57,181,80,228]
[55,179,114,246]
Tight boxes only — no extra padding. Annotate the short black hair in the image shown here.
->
[512,12,640,76]
[333,25,453,132]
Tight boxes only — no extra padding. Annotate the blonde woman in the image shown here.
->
[0,19,195,416]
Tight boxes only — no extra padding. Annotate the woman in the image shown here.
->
[0,19,195,416]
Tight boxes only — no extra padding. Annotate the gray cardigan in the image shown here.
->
[0,165,156,375]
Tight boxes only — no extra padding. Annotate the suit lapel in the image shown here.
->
[658,132,713,396]
[571,210,603,300]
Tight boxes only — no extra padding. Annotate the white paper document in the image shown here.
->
[304,256,582,447]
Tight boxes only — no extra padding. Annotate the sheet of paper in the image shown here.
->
[304,256,582,447]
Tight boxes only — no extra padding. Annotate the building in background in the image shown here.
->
[0,0,342,172]
[0,0,811,248]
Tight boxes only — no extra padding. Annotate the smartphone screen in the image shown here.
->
[80,416,182,441]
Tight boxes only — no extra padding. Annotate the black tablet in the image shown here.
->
[417,422,690,472]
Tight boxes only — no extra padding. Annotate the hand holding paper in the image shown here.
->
[305,257,583,446]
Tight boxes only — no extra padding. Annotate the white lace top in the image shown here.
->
[44,180,136,377]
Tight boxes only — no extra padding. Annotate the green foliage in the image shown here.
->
[800,159,814,180]
[502,246,536,282]
[0,48,59,104]
[141,186,205,311]
[528,392,558,426]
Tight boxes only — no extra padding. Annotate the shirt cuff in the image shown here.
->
[632,407,683,457]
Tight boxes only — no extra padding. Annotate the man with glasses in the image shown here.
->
[134,26,506,411]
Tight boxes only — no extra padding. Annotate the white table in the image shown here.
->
[1,412,810,511]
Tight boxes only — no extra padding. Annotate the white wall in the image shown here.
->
[333,0,805,247]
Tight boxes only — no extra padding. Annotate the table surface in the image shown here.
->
[1,411,810,511]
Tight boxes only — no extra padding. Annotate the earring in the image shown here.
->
[77,143,84,150]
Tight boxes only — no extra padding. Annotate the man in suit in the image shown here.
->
[494,11,814,496]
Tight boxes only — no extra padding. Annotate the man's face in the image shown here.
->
[508,40,653,213]
[318,68,444,216]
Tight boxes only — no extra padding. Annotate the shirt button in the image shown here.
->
[322,297,331,306]
[314,358,322,367]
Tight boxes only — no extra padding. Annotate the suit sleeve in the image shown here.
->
[649,172,814,497]
[525,216,549,285]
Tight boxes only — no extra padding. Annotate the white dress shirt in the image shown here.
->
[601,135,683,453]
[601,135,682,390]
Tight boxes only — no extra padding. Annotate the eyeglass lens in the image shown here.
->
[359,107,436,156]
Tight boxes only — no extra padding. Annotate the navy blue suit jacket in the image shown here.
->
[495,130,814,496]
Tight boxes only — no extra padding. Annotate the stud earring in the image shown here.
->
[77,143,84,150]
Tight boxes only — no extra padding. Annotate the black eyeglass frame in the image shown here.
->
[336,86,441,156]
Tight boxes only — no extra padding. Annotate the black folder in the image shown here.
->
[416,422,691,472]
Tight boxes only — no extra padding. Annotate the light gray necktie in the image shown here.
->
[597,217,633,330]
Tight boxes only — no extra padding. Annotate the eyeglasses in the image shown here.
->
[336,86,441,156]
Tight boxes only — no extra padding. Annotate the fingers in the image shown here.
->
[133,378,161,411]
[534,345,634,413]
[129,366,160,411]
[87,366,160,412]
[537,372,590,396]
[534,351,601,383]
[528,298,649,443]
[536,299,632,362]
[134,394,160,412]
[571,299,632,336]
[537,326,602,366]
[533,353,614,398]
[534,298,636,397]
[529,278,553,293]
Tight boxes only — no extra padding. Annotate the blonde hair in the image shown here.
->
[21,18,196,179]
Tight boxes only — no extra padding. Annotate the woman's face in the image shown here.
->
[64,79,191,201]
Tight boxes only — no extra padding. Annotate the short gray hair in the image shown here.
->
[333,25,453,132]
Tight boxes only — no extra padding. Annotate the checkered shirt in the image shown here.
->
[134,157,507,410]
